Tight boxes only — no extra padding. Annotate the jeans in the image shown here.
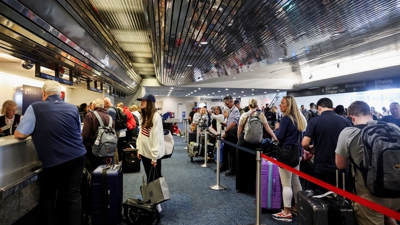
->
[39,154,86,225]
[278,159,302,208]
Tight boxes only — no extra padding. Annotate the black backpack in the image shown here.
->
[132,114,139,129]
[308,109,318,121]
[112,107,127,130]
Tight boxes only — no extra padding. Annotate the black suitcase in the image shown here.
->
[297,170,355,225]
[81,167,92,225]
[188,132,197,143]
[122,148,141,173]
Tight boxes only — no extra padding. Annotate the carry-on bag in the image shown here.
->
[122,198,160,225]
[261,159,282,210]
[141,168,171,204]
[122,148,141,173]
[297,170,355,225]
[81,167,92,225]
[91,164,123,225]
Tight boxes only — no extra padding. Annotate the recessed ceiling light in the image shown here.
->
[198,88,201,90]
[187,65,192,67]
[279,58,284,60]
[244,95,246,96]
[239,96,241,97]
[218,90,221,92]
[241,91,244,93]
[233,93,236,94]
[252,94,254,95]
[264,92,267,93]
[170,87,174,89]
[191,92,193,94]
[200,41,208,45]
[212,92,215,94]
[225,88,228,90]
[194,90,197,92]
[251,89,254,91]
[207,94,210,95]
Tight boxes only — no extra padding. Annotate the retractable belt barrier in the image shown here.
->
[220,139,400,222]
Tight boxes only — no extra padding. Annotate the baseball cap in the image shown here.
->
[137,93,156,103]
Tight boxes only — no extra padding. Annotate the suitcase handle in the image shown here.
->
[273,179,276,195]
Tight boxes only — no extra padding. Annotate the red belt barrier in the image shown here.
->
[260,153,400,221]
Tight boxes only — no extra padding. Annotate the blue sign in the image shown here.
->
[182,111,186,119]
[22,85,42,114]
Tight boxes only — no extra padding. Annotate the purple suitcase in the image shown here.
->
[261,159,282,210]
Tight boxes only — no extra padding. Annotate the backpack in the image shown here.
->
[92,111,118,158]
[244,111,264,144]
[132,114,139,128]
[112,107,127,130]
[122,198,160,225]
[351,121,400,198]
[308,109,318,121]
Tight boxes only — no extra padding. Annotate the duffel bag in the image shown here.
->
[123,198,160,225]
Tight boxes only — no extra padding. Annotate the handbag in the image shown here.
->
[276,144,300,167]
[261,138,278,158]
[276,133,301,167]
[122,198,160,225]
[140,168,171,204]
[161,129,174,159]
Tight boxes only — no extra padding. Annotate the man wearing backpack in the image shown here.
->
[335,101,400,225]
[82,98,114,172]
[306,102,318,121]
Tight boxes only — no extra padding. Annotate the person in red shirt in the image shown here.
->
[172,122,180,136]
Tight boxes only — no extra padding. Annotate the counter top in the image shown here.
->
[0,136,41,200]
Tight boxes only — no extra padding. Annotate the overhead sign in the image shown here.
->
[289,78,400,97]
[38,73,73,85]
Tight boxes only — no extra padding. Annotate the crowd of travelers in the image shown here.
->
[2,82,399,224]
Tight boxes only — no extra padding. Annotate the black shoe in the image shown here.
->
[225,171,235,176]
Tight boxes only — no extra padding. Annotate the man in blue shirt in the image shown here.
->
[301,97,352,191]
[15,81,86,225]
[380,102,400,127]
[222,95,240,175]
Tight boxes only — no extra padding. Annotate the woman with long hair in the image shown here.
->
[272,95,307,222]
[136,93,165,182]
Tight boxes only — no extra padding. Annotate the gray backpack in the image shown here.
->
[92,111,118,157]
[244,111,264,144]
[353,121,400,198]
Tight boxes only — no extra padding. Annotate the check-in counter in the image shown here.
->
[0,136,41,225]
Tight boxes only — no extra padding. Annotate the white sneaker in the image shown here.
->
[156,204,162,213]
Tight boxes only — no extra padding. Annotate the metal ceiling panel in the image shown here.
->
[137,0,400,89]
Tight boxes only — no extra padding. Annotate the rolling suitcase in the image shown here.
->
[261,159,282,210]
[188,132,197,143]
[122,148,141,173]
[297,170,355,225]
[91,164,123,225]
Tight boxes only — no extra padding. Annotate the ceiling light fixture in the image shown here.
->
[218,90,221,92]
[170,87,174,89]
[200,41,208,45]
[187,65,192,67]
[225,88,228,90]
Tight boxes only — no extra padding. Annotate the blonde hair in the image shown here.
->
[272,107,277,113]
[1,100,17,114]
[248,99,257,109]
[282,96,307,132]
[129,105,138,111]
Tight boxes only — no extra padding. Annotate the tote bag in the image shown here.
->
[140,169,171,204]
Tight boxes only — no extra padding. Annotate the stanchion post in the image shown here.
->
[200,127,209,168]
[210,139,226,190]
[249,150,265,225]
